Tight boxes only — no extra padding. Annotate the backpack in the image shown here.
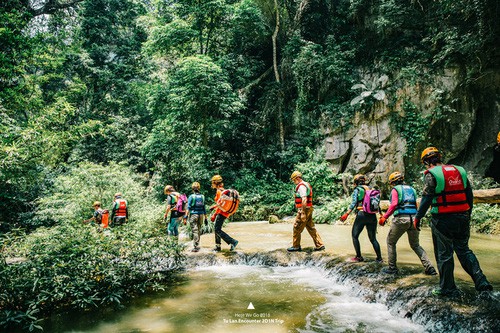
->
[100,210,109,228]
[362,188,381,214]
[217,189,240,216]
[175,193,188,213]
[193,194,205,209]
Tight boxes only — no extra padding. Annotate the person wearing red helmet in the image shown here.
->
[414,147,492,296]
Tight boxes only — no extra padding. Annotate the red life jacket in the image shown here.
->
[426,165,470,214]
[295,181,313,208]
[115,199,128,217]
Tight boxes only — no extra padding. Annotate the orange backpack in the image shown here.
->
[101,210,109,228]
[217,189,240,216]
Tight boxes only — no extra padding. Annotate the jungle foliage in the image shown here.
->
[1,0,499,330]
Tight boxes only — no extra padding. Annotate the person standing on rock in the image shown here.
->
[378,172,436,275]
[287,171,325,252]
[164,185,184,241]
[187,182,207,252]
[339,174,382,262]
[414,147,493,296]
[210,175,239,252]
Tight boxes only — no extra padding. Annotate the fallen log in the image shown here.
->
[380,188,500,211]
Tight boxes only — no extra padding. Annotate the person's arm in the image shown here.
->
[383,189,399,219]
[465,177,473,212]
[126,201,129,220]
[413,173,436,229]
[340,188,358,221]
[164,196,172,218]
[110,202,116,220]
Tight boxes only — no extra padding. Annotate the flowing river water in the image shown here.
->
[43,223,500,333]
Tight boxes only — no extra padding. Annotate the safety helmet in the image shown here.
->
[93,201,101,207]
[290,171,302,180]
[114,192,122,198]
[497,131,500,144]
[388,172,404,185]
[164,185,175,194]
[353,174,366,185]
[192,182,200,190]
[420,147,441,164]
[211,175,223,184]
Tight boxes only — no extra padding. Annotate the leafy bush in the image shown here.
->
[471,204,500,235]
[313,198,351,224]
[0,163,184,332]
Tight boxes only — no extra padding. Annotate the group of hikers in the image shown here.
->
[291,146,493,297]
[84,146,493,297]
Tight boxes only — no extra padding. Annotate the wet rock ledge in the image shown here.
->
[185,250,500,333]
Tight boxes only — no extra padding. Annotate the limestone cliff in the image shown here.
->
[324,68,500,185]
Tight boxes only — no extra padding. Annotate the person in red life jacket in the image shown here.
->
[164,185,184,241]
[287,171,325,252]
[339,174,382,262]
[209,175,238,252]
[187,182,207,252]
[378,172,436,275]
[414,147,493,296]
[110,193,128,227]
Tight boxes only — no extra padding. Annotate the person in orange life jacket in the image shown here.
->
[210,175,238,252]
[164,185,185,240]
[187,182,207,252]
[287,171,325,252]
[496,131,500,152]
[83,201,104,226]
[110,193,128,227]
[339,174,382,262]
[414,147,492,296]
[378,172,436,275]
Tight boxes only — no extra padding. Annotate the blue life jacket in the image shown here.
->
[391,185,417,216]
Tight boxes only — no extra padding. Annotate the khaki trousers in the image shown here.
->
[387,215,434,271]
[292,207,324,248]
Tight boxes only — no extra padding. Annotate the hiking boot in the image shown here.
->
[476,283,493,292]
[425,267,438,276]
[381,267,399,275]
[375,258,383,263]
[191,247,200,252]
[230,240,239,251]
[350,256,364,262]
[287,246,302,252]
[314,245,325,251]
[213,245,221,252]
[432,288,460,298]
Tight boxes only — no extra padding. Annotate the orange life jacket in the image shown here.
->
[295,181,313,208]
[115,199,127,217]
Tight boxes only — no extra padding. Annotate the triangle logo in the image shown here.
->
[247,302,255,310]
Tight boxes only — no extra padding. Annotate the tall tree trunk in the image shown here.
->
[272,0,285,150]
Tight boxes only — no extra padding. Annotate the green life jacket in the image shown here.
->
[425,165,469,214]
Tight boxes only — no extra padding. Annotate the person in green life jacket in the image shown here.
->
[187,182,207,252]
[110,193,128,227]
[339,174,382,263]
[414,147,493,297]
[378,172,436,275]
[164,185,184,241]
[287,171,325,252]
